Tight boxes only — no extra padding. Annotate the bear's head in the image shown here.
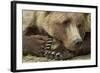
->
[43,12,90,51]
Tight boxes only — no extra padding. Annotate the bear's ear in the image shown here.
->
[23,24,40,36]
[84,13,91,32]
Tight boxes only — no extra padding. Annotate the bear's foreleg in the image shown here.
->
[23,35,49,57]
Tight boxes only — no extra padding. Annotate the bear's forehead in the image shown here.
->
[52,12,84,18]
[49,12,85,23]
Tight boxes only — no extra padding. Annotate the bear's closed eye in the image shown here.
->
[62,20,71,24]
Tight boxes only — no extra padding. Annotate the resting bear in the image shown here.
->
[23,11,91,60]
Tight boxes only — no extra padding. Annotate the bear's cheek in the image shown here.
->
[62,36,74,49]
[63,38,71,48]
[63,39,79,51]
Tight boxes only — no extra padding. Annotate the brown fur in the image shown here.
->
[23,10,91,59]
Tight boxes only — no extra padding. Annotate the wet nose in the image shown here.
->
[74,39,82,46]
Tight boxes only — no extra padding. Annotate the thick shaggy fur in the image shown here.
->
[23,11,91,60]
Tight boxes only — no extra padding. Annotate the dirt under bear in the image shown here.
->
[23,11,91,60]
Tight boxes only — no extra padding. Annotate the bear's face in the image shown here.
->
[43,12,87,51]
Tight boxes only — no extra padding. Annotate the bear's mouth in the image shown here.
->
[45,34,83,52]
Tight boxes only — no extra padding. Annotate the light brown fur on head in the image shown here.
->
[40,12,90,51]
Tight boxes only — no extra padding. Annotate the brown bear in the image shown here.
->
[23,10,91,60]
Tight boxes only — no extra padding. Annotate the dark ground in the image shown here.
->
[22,54,90,63]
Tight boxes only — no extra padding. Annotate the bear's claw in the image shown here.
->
[43,49,74,60]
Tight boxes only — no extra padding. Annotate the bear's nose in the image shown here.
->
[74,39,82,46]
